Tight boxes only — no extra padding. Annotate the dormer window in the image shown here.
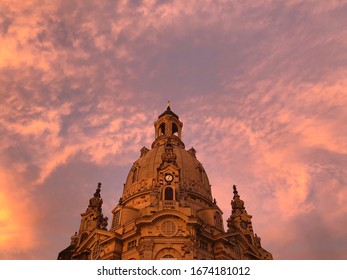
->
[132,167,138,183]
[112,210,121,228]
[164,186,174,200]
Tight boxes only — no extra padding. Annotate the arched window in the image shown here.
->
[164,187,173,200]
[159,123,165,136]
[172,123,178,136]
[162,254,175,259]
[155,248,181,260]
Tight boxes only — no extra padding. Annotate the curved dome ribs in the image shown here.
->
[122,141,214,210]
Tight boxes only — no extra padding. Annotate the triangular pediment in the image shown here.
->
[73,229,116,258]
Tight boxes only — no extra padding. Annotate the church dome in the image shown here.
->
[121,105,213,210]
[58,103,273,260]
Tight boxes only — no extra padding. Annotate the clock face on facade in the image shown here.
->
[165,174,173,182]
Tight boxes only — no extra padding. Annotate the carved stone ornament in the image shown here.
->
[139,240,154,252]
[161,140,177,163]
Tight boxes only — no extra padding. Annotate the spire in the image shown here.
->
[226,185,271,258]
[94,182,101,197]
[231,185,246,214]
[227,185,250,232]
[88,182,103,212]
[158,102,179,119]
[83,182,108,230]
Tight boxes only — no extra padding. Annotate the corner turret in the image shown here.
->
[226,185,273,259]
[79,183,108,235]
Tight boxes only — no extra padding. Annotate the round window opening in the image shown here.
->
[161,220,177,236]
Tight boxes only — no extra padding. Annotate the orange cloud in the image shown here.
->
[0,170,37,259]
[1,0,347,260]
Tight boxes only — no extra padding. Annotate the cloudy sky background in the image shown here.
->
[1,0,347,259]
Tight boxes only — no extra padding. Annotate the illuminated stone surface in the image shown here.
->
[58,105,272,260]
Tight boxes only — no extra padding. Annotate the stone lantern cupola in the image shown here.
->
[152,101,184,148]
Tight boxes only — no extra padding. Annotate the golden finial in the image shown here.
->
[167,100,170,109]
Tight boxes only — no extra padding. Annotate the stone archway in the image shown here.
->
[155,248,181,260]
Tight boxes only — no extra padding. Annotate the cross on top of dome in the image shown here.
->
[158,101,179,119]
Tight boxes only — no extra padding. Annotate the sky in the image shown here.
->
[1,0,347,260]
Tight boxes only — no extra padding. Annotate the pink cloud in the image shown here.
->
[1,0,347,259]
